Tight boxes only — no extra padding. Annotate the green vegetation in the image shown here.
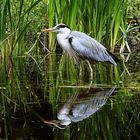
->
[0,0,46,57]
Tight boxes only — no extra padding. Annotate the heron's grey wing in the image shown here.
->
[69,31,117,65]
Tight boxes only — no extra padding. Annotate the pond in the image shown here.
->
[0,52,140,140]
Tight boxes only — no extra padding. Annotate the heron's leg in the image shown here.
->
[86,60,93,82]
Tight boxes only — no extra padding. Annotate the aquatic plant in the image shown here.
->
[0,0,44,58]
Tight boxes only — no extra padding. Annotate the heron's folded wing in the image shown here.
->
[69,31,116,65]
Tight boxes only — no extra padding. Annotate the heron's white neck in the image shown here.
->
[57,28,71,39]
[56,28,72,53]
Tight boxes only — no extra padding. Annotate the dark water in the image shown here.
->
[0,53,140,140]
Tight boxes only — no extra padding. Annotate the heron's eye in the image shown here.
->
[57,24,70,29]
[58,24,67,28]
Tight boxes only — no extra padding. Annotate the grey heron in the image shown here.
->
[41,23,118,78]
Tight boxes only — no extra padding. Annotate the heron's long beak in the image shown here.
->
[43,120,67,129]
[41,28,54,32]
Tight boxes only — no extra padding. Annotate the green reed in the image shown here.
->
[0,0,43,57]
[0,55,48,139]
[0,56,41,120]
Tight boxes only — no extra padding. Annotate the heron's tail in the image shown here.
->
[106,50,119,65]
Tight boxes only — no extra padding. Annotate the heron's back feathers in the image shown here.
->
[68,31,118,65]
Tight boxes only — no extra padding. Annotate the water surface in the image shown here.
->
[0,53,140,140]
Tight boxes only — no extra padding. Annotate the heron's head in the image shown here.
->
[41,23,71,34]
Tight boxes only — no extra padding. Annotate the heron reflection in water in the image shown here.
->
[42,24,118,79]
[44,86,116,129]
